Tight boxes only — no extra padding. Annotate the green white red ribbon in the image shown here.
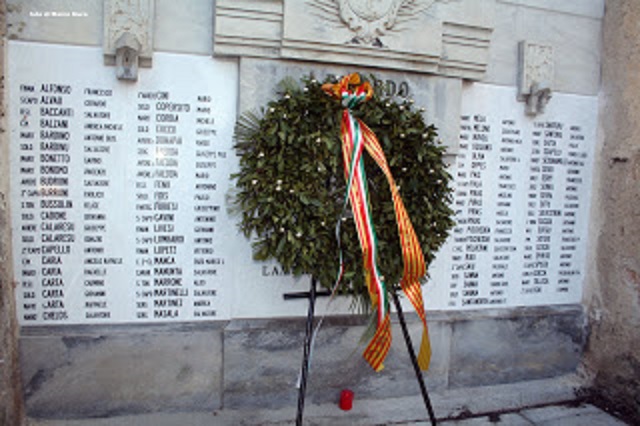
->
[323,74,432,372]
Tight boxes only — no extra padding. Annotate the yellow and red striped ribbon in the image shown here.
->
[322,74,432,371]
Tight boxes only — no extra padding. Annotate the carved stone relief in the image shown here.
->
[103,0,155,69]
[214,0,493,80]
[518,41,554,116]
[311,0,437,47]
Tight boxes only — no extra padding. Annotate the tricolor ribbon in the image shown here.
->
[322,74,431,372]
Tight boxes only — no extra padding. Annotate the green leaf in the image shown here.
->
[275,237,286,256]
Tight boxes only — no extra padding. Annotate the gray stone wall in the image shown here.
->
[0,0,26,424]
[21,306,585,419]
[21,323,225,418]
[486,0,603,95]
[583,0,640,423]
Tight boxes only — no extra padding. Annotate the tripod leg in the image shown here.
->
[391,290,437,426]
[296,276,317,426]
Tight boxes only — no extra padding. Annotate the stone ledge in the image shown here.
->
[20,320,229,337]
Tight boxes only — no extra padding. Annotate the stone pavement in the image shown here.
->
[27,375,629,426]
[399,404,627,426]
[28,403,627,426]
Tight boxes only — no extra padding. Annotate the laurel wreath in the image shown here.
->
[231,74,454,304]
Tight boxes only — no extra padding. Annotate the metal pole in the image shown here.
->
[391,290,437,426]
[296,276,317,426]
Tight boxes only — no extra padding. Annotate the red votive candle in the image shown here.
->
[339,389,354,411]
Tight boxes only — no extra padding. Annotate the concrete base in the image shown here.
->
[21,305,585,420]
[20,323,225,418]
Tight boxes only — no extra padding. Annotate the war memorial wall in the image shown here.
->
[5,0,604,418]
[9,46,596,324]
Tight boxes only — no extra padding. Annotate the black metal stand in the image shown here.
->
[285,279,437,426]
[283,277,322,426]
[391,290,438,426]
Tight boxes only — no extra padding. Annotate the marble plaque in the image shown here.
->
[9,41,238,324]
[440,83,598,308]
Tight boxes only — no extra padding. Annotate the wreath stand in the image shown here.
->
[284,277,438,426]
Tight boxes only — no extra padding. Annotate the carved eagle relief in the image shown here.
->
[311,0,437,46]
